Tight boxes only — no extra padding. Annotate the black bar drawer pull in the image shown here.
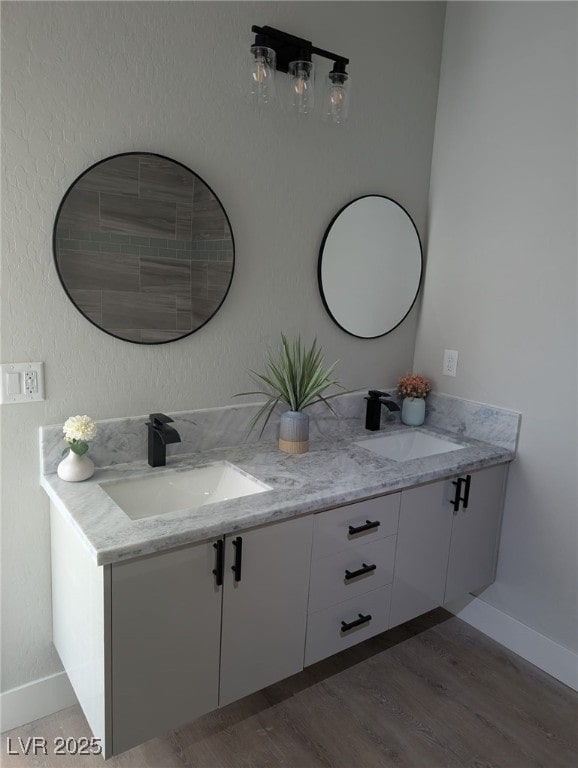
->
[348,519,381,535]
[212,540,224,586]
[341,613,372,632]
[231,536,243,582]
[344,563,377,581]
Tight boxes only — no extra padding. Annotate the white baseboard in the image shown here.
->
[0,671,78,733]
[446,595,578,692]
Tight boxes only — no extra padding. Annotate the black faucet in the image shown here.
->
[365,390,400,431]
[146,413,181,467]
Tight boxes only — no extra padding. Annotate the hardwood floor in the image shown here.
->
[3,610,577,767]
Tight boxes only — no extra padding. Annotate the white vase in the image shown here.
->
[401,397,426,426]
[279,411,309,454]
[57,450,95,482]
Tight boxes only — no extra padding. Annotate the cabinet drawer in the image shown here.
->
[313,494,400,559]
[304,585,391,667]
[308,535,396,613]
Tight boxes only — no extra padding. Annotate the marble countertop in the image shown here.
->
[41,422,515,566]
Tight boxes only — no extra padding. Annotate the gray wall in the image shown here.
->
[414,2,577,652]
[1,2,445,691]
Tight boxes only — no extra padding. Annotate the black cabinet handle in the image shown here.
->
[462,474,472,509]
[341,613,372,632]
[451,478,463,512]
[231,536,243,582]
[344,563,376,581]
[348,519,381,536]
[212,540,224,586]
[451,475,472,512]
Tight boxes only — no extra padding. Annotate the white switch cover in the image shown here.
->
[442,349,458,377]
[6,372,21,395]
[0,362,45,403]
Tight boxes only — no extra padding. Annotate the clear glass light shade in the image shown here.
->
[249,45,276,105]
[288,60,315,115]
[324,71,350,124]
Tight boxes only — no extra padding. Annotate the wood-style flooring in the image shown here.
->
[3,610,577,768]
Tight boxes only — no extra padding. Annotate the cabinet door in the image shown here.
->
[219,515,313,707]
[444,464,507,603]
[111,541,221,755]
[389,479,453,628]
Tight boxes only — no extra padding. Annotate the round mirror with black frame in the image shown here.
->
[318,195,423,339]
[53,152,234,344]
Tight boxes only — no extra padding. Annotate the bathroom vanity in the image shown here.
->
[41,401,518,758]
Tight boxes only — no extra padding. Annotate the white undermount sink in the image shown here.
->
[100,461,271,521]
[355,430,465,462]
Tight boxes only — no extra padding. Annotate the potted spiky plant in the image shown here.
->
[236,335,343,454]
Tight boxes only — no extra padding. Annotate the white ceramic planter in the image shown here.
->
[57,450,95,482]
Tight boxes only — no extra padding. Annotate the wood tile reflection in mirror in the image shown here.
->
[54,153,234,344]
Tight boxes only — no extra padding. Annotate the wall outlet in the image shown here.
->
[24,370,38,395]
[442,349,458,377]
[0,362,45,403]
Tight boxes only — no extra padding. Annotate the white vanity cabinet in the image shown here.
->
[111,541,221,755]
[444,463,508,603]
[219,516,313,706]
[49,459,510,758]
[112,515,313,750]
[388,479,454,628]
[50,505,313,758]
[389,463,508,628]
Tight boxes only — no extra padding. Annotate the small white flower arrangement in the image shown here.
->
[62,415,97,456]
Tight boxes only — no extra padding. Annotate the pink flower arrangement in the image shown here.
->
[397,373,432,400]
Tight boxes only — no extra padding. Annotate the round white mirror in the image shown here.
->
[318,195,422,338]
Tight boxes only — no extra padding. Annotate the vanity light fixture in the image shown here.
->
[249,25,350,123]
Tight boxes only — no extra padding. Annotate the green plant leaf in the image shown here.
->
[248,395,281,437]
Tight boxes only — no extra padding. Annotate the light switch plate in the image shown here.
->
[0,362,45,403]
[442,349,458,377]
